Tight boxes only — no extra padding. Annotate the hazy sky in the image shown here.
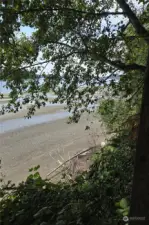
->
[20,26,34,36]
[0,26,34,93]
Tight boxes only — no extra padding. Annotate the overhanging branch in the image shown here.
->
[0,7,127,17]
[105,57,146,72]
[47,41,77,50]
[1,51,82,77]
[90,49,146,72]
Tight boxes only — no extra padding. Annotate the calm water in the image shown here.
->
[0,111,70,134]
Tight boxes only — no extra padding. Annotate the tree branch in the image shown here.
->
[97,69,119,83]
[91,48,146,72]
[116,0,149,44]
[48,41,77,50]
[120,21,130,33]
[0,7,127,17]
[105,57,146,72]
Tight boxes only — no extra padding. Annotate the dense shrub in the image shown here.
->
[98,99,139,132]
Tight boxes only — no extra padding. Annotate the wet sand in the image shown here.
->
[0,107,106,184]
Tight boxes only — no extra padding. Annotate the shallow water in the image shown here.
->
[0,111,70,134]
[0,101,99,134]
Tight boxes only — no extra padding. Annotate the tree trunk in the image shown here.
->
[129,49,149,225]
[116,0,149,45]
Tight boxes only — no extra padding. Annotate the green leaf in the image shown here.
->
[119,198,128,209]
[34,165,40,171]
[123,210,129,216]
[27,174,34,180]
[29,168,33,172]
[116,208,125,214]
[33,172,40,179]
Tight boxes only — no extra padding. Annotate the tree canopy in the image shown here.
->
[0,0,148,121]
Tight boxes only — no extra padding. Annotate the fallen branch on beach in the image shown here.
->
[46,144,105,180]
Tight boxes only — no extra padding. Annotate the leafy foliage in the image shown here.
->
[98,98,141,132]
[0,129,135,225]
[0,0,148,121]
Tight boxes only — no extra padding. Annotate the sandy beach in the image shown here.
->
[0,105,106,184]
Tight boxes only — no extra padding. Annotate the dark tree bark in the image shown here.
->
[115,1,149,223]
[129,49,149,225]
[117,0,149,44]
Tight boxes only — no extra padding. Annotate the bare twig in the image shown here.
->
[46,145,100,179]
